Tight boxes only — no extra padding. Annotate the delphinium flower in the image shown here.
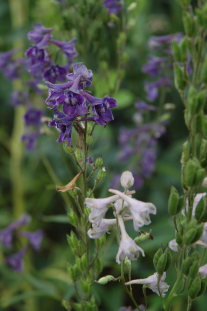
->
[102,0,124,15]
[0,49,24,81]
[86,171,156,264]
[0,214,44,273]
[117,101,166,189]
[125,272,170,297]
[44,62,117,146]
[10,90,30,107]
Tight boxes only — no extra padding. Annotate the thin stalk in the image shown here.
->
[165,272,183,311]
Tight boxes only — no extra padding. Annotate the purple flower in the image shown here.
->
[49,38,78,62]
[28,23,53,44]
[66,62,93,88]
[0,49,24,80]
[48,108,75,146]
[142,56,168,78]
[148,33,183,50]
[86,157,94,167]
[24,108,43,126]
[135,100,157,111]
[0,49,18,68]
[10,90,30,107]
[6,246,28,273]
[22,131,41,150]
[18,230,44,251]
[43,64,68,83]
[103,0,124,15]
[144,77,171,102]
[0,214,31,248]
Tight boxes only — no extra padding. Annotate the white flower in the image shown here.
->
[85,195,119,225]
[199,263,207,279]
[120,171,134,189]
[116,214,145,264]
[183,193,207,218]
[109,189,156,231]
[125,272,170,297]
[87,219,116,239]
[169,239,178,252]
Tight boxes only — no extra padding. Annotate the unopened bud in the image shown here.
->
[97,166,106,181]
[127,2,137,12]
[75,147,83,162]
[201,58,207,84]
[95,155,103,168]
[176,231,182,245]
[73,303,82,311]
[174,63,186,90]
[188,276,201,299]
[67,210,78,226]
[192,251,200,261]
[120,171,134,189]
[182,258,193,276]
[94,257,103,274]
[95,234,106,249]
[86,135,93,145]
[168,185,179,216]
[183,11,196,37]
[194,168,206,186]
[189,261,199,279]
[87,122,92,133]
[172,40,181,62]
[153,247,163,270]
[183,228,196,245]
[164,248,172,271]
[184,158,200,186]
[80,253,88,271]
[197,277,207,297]
[195,195,207,222]
[63,141,74,154]
[187,86,197,115]
[191,224,204,244]
[181,141,190,164]
[96,275,117,285]
[180,37,187,62]
[157,253,167,275]
[196,90,207,113]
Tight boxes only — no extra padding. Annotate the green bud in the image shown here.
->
[67,211,78,226]
[191,251,200,261]
[80,253,88,271]
[195,195,207,223]
[95,234,106,249]
[186,218,197,231]
[62,300,71,311]
[194,169,206,186]
[182,258,193,276]
[73,303,82,311]
[87,122,92,133]
[127,2,137,12]
[189,261,199,279]
[117,32,126,49]
[183,11,195,37]
[78,240,84,255]
[196,112,204,133]
[153,247,163,270]
[168,185,180,216]
[187,86,197,115]
[199,138,207,160]
[183,228,196,245]
[177,196,184,214]
[37,84,48,91]
[197,277,207,297]
[164,248,172,271]
[67,263,79,281]
[97,166,106,181]
[75,147,83,162]
[63,141,74,154]
[184,158,199,187]
[96,275,117,285]
[180,37,187,62]
[95,155,103,168]
[94,257,103,274]
[157,253,167,275]
[174,63,186,90]
[176,232,182,245]
[201,59,207,84]
[181,141,190,164]
[75,257,81,270]
[188,276,201,299]
[172,41,181,62]
[70,231,78,248]
[66,234,75,253]
[86,135,93,145]
[195,8,204,28]
[184,110,190,129]
[196,90,207,113]
[191,224,204,243]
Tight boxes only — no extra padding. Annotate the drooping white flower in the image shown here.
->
[125,272,170,297]
[116,214,145,264]
[183,193,207,218]
[88,218,116,239]
[85,195,119,225]
[109,189,156,231]
[169,239,178,252]
[199,263,207,279]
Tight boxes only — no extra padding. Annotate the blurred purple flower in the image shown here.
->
[148,33,183,50]
[6,247,28,273]
[135,100,157,111]
[24,108,43,126]
[49,38,78,62]
[22,131,41,150]
[103,0,124,15]
[18,230,44,251]
[10,90,30,107]
[27,23,53,44]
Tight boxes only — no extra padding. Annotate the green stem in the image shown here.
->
[165,272,183,311]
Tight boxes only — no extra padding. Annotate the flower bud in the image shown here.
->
[94,257,103,274]
[87,122,92,134]
[174,63,186,90]
[182,258,193,276]
[81,280,92,295]
[172,41,181,62]
[67,210,78,226]
[95,155,103,168]
[191,224,204,244]
[96,275,117,285]
[184,110,190,129]
[120,171,134,189]
[63,141,74,154]
[73,303,82,311]
[183,11,196,37]
[153,247,163,270]
[75,147,83,162]
[97,167,106,181]
[164,248,172,271]
[199,139,207,160]
[183,228,196,245]
[95,234,106,249]
[188,276,201,299]
[194,168,206,186]
[189,261,199,279]
[196,112,204,133]
[195,195,207,223]
[177,196,185,214]
[67,263,79,281]
[156,253,167,275]
[181,141,190,164]
[184,158,200,187]
[186,218,197,231]
[180,37,187,62]
[192,251,200,261]
[127,2,137,11]
[86,135,93,145]
[62,300,71,311]
[201,58,207,84]
[195,8,204,28]
[187,86,197,115]
[80,253,88,271]
[176,231,182,245]
[196,90,207,113]
[197,277,207,297]
[168,185,179,216]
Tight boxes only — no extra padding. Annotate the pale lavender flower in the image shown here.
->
[85,194,119,225]
[27,23,53,43]
[6,246,28,273]
[49,38,78,62]
[88,219,116,239]
[18,230,44,251]
[116,214,144,264]
[109,189,156,231]
[103,0,124,15]
[10,90,30,107]
[199,264,207,279]
[22,131,41,150]
[148,33,182,50]
[125,272,170,297]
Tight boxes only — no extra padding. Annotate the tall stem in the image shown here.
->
[165,272,183,311]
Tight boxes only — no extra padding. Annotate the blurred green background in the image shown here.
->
[0,0,206,310]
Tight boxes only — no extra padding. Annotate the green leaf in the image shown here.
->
[41,215,68,223]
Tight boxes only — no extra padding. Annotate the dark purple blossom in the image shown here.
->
[142,56,168,78]
[18,230,44,251]
[22,131,41,150]
[86,157,94,167]
[24,108,43,126]
[49,38,78,62]
[49,108,75,146]
[0,214,31,248]
[6,246,28,273]
[103,0,124,15]
[27,23,53,44]
[43,64,68,83]
[66,62,93,88]
[144,77,172,102]
[0,49,24,80]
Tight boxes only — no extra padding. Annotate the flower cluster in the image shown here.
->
[45,62,117,146]
[85,171,156,264]
[102,0,124,15]
[0,214,44,272]
[116,101,166,188]
[0,49,24,81]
